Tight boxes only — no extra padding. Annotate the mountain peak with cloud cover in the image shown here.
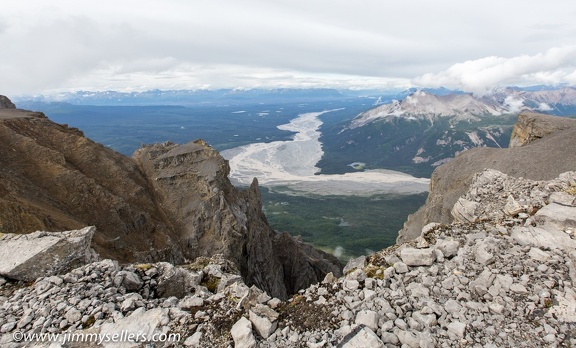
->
[351,86,576,128]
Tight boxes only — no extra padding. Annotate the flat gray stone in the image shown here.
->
[98,308,170,348]
[435,238,460,258]
[0,227,95,281]
[535,203,576,230]
[394,329,420,348]
[528,247,551,262]
[475,244,495,265]
[355,310,380,332]
[400,248,436,266]
[511,226,576,252]
[447,321,467,339]
[341,327,384,348]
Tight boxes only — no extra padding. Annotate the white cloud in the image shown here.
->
[504,96,525,114]
[1,0,576,95]
[537,102,553,111]
[413,46,576,95]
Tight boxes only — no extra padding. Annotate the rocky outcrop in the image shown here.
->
[398,112,576,243]
[0,107,182,263]
[0,227,96,282]
[0,96,340,299]
[0,96,15,109]
[2,170,575,347]
[133,140,341,299]
[509,111,576,147]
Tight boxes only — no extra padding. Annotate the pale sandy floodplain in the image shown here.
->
[221,109,430,196]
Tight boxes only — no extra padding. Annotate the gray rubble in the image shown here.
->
[1,169,576,347]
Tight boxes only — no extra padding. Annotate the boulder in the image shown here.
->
[98,307,170,348]
[451,198,480,223]
[511,226,576,252]
[503,195,523,216]
[343,255,367,274]
[340,326,384,348]
[248,304,279,339]
[435,238,460,258]
[155,263,201,298]
[400,248,436,266]
[355,310,380,332]
[447,321,467,340]
[534,203,576,230]
[0,226,96,281]
[114,271,143,292]
[231,317,257,348]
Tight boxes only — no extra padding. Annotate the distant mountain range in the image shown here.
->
[13,85,576,179]
[318,86,576,177]
[14,88,395,106]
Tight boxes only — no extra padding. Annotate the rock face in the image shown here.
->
[398,111,576,243]
[133,140,341,299]
[509,111,576,147]
[0,105,181,262]
[0,96,15,109]
[0,96,341,299]
[0,226,96,281]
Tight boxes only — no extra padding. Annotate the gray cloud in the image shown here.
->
[1,0,576,95]
[412,46,576,95]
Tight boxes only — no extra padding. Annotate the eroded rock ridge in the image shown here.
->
[0,96,341,300]
[398,111,576,243]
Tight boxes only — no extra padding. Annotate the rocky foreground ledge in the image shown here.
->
[1,169,575,347]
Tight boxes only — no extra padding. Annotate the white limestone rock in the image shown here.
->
[447,321,467,340]
[340,327,384,348]
[435,238,460,258]
[98,308,170,348]
[0,226,96,281]
[512,226,576,252]
[231,317,257,348]
[354,310,380,332]
[451,198,480,223]
[249,304,279,339]
[400,248,436,266]
[534,203,576,230]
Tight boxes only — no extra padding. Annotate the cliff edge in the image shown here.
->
[0,96,341,299]
[398,111,576,243]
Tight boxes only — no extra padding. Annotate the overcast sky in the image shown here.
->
[1,0,576,96]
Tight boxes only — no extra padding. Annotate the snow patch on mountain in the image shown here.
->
[351,92,506,128]
[350,87,576,128]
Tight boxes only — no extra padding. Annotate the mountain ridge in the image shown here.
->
[318,87,576,177]
[398,111,576,243]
